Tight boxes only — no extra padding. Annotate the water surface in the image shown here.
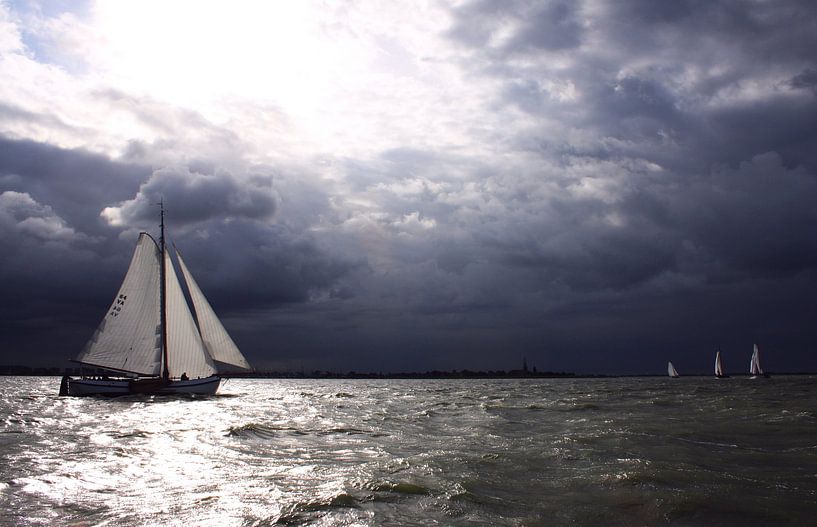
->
[1,376,816,525]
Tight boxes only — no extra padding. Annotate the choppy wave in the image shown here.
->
[113,430,151,439]
[1,376,816,526]
[226,422,295,438]
[274,492,361,524]
[361,480,430,495]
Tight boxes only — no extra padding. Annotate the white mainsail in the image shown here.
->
[715,351,724,377]
[75,234,219,380]
[164,250,217,380]
[175,249,252,373]
[668,361,679,378]
[75,233,162,376]
[750,344,763,376]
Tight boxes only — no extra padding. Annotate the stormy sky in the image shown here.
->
[1,0,816,375]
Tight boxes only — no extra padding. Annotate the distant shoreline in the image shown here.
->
[1,365,813,379]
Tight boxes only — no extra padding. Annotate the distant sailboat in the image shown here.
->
[749,343,767,379]
[714,350,728,378]
[59,204,252,396]
[667,361,679,378]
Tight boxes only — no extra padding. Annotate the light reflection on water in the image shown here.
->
[1,376,817,525]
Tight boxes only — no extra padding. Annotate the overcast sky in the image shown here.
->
[1,0,816,374]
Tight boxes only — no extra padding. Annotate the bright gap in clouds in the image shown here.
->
[89,1,466,156]
[93,2,346,112]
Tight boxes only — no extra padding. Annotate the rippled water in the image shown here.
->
[1,376,816,525]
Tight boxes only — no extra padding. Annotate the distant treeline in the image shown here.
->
[227,369,579,379]
[0,364,578,379]
[3,365,810,378]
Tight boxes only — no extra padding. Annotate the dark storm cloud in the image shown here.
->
[315,0,817,373]
[489,151,817,293]
[671,153,817,278]
[98,162,360,313]
[173,220,360,310]
[790,69,817,93]
[596,0,817,66]
[3,1,817,374]
[0,136,355,366]
[453,0,817,165]
[102,165,278,227]
[0,135,150,234]
[703,96,817,171]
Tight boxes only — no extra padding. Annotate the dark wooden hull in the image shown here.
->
[60,375,220,396]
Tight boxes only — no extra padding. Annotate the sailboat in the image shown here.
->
[59,205,251,396]
[749,343,768,379]
[714,350,728,378]
[667,361,679,378]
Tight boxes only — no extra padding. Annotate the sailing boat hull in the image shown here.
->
[61,375,220,396]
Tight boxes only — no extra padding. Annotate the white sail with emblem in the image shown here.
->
[74,233,162,376]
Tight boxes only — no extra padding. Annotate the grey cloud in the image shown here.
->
[790,69,817,92]
[504,1,581,52]
[445,0,506,49]
[485,151,817,294]
[0,101,77,133]
[94,89,254,167]
[327,134,817,357]
[0,190,82,242]
[598,0,817,65]
[102,166,278,228]
[0,136,151,236]
[447,0,582,53]
[171,219,360,310]
[3,1,817,374]
[449,0,817,161]
[671,153,817,278]
[700,95,817,172]
[0,135,356,367]
[94,89,211,135]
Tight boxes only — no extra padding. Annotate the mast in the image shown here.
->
[160,200,169,381]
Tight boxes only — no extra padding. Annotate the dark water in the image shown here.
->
[1,376,816,526]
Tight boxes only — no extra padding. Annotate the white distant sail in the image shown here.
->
[74,233,162,376]
[667,361,679,378]
[750,344,763,377]
[715,351,725,378]
[175,248,252,373]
